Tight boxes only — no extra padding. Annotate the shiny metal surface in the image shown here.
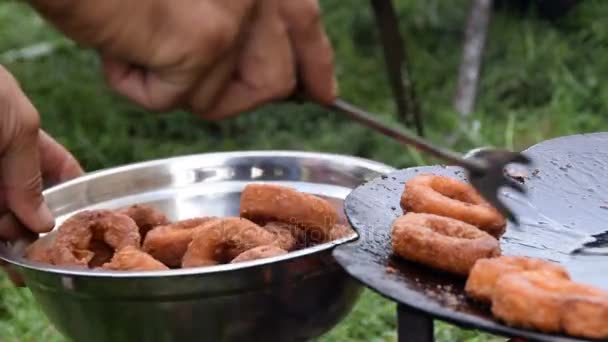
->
[0,151,394,342]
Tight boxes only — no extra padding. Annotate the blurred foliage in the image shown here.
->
[1,0,608,340]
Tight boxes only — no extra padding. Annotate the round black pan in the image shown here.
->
[334,132,608,341]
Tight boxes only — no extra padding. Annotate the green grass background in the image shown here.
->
[1,0,607,340]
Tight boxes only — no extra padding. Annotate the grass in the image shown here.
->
[1,0,608,340]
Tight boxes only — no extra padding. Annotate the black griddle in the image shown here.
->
[334,133,608,342]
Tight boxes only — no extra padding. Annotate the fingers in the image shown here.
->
[102,55,195,111]
[0,212,37,244]
[100,0,335,119]
[205,0,296,119]
[186,51,239,116]
[38,130,84,185]
[280,0,337,103]
[0,69,53,233]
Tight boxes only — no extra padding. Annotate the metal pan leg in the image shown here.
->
[397,305,434,342]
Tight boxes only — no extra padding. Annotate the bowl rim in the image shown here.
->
[6,150,394,279]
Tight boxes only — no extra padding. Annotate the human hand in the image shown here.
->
[28,0,336,119]
[0,66,83,284]
[200,0,337,119]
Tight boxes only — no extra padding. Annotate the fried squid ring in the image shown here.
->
[263,222,297,251]
[102,246,169,271]
[181,218,276,268]
[465,256,570,303]
[230,245,288,264]
[391,213,500,275]
[491,272,608,334]
[142,217,216,267]
[117,204,170,238]
[401,174,506,237]
[50,210,141,267]
[240,184,337,240]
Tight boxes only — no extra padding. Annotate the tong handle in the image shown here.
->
[328,98,485,173]
[287,92,483,173]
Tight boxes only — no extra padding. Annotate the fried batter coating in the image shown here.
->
[263,222,297,251]
[117,204,170,238]
[465,256,570,303]
[88,240,114,268]
[25,231,58,264]
[240,184,337,240]
[182,218,276,268]
[562,296,608,339]
[401,174,506,237]
[102,246,169,271]
[230,245,288,263]
[391,213,500,276]
[327,224,355,241]
[50,210,141,267]
[142,217,216,267]
[492,272,608,334]
[269,221,329,248]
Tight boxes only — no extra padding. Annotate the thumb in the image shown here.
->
[38,130,84,185]
[0,77,54,233]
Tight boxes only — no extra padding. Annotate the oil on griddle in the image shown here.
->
[334,133,608,342]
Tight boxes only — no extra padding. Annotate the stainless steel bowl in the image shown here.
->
[0,151,393,342]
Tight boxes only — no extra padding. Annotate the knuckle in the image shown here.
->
[244,58,296,103]
[302,0,322,21]
[22,172,44,195]
[290,1,322,31]
[195,17,238,57]
[19,106,41,135]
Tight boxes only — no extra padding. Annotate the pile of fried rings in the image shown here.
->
[391,174,608,339]
[25,184,354,271]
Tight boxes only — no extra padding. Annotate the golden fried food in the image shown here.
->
[142,217,216,267]
[24,184,355,272]
[262,221,316,249]
[263,222,297,251]
[491,272,608,334]
[401,174,506,237]
[25,231,57,264]
[88,240,115,268]
[102,246,169,271]
[240,184,337,240]
[327,224,355,241]
[117,204,170,238]
[465,256,570,303]
[562,296,608,339]
[230,245,288,263]
[391,213,500,275]
[49,210,141,267]
[182,218,276,268]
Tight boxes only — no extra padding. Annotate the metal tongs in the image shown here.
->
[323,0,531,223]
[327,99,531,224]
